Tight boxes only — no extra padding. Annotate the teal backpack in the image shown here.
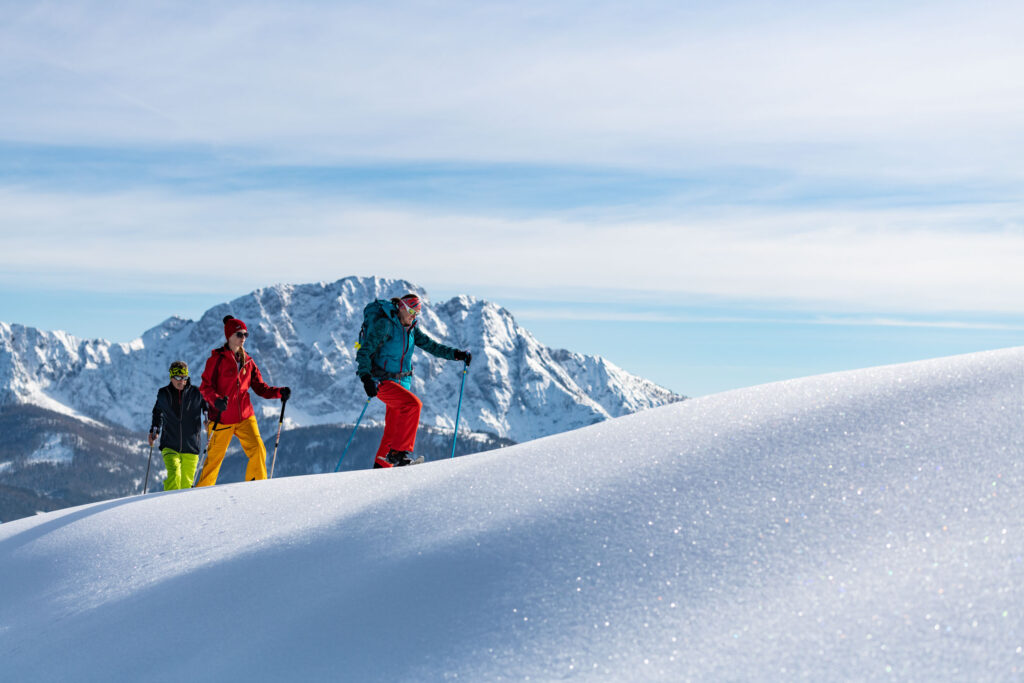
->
[355,300,390,351]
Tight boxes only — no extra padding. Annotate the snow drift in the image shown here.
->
[1,346,1022,681]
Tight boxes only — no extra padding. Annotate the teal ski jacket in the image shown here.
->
[355,299,460,389]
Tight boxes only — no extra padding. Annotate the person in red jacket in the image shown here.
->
[196,315,291,486]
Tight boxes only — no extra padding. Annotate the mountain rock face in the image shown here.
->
[1,276,682,442]
[0,276,681,520]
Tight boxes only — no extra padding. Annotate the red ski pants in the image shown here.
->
[374,381,423,466]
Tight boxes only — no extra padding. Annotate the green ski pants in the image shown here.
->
[162,449,200,490]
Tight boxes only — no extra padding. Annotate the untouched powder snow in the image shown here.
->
[1,347,1023,681]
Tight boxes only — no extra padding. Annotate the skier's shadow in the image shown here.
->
[0,496,139,555]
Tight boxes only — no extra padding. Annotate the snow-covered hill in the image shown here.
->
[2,347,1021,680]
[0,276,680,442]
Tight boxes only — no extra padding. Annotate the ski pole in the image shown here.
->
[335,397,372,472]
[450,363,468,459]
[192,420,217,488]
[269,398,288,479]
[143,441,154,494]
[190,420,204,488]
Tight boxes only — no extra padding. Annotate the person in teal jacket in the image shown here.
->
[355,294,471,467]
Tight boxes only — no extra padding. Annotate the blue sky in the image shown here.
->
[2,0,1023,396]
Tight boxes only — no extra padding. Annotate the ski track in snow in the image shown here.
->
[1,347,1023,681]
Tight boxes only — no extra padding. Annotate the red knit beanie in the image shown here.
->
[223,315,248,340]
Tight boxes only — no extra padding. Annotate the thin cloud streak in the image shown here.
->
[515,308,1024,332]
[2,187,1023,314]
[3,1,1024,323]
[2,1,1024,179]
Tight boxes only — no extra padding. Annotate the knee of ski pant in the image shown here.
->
[392,386,422,413]
[205,423,235,457]
[161,449,182,472]
[404,395,422,421]
[198,428,232,486]
[180,452,199,476]
[161,450,182,489]
[235,416,267,459]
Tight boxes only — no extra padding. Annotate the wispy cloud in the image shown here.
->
[2,186,1023,314]
[2,1,1024,322]
[514,306,1024,331]
[3,1,1024,176]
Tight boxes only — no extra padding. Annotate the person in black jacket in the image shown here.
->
[149,361,207,490]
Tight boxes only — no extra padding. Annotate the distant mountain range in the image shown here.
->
[0,275,683,521]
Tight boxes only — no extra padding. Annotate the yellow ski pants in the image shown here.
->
[195,415,268,486]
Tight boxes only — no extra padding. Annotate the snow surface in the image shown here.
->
[1,347,1023,681]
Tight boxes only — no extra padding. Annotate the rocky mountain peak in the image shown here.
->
[1,276,683,442]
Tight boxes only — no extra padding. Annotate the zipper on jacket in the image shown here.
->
[398,330,409,373]
[397,320,417,374]
[176,384,184,452]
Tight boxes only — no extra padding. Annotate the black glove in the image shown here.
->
[453,349,472,366]
[360,375,378,398]
[279,386,291,401]
[214,396,228,412]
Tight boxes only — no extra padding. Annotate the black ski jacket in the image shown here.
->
[150,380,206,454]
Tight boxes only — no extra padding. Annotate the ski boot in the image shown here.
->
[386,449,414,467]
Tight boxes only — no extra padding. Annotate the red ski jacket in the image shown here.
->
[199,346,283,425]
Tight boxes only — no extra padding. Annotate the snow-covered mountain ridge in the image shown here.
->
[1,346,1021,680]
[0,276,680,442]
